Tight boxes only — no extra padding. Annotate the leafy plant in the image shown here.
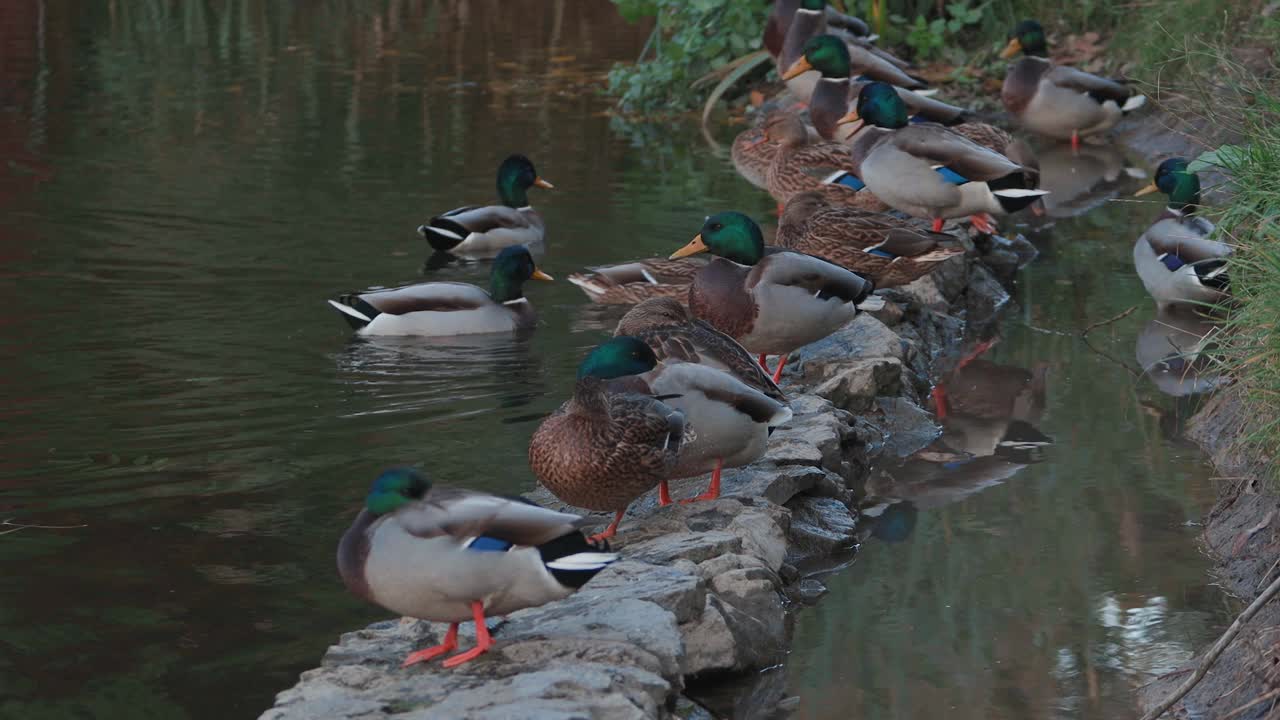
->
[894,2,986,61]
[607,0,768,117]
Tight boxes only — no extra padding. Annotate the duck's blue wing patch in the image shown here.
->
[867,247,897,258]
[1158,253,1187,271]
[825,172,867,191]
[466,536,514,552]
[909,114,930,124]
[934,166,968,185]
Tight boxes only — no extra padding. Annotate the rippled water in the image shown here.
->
[0,2,1227,718]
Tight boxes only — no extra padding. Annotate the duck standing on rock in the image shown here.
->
[613,298,793,502]
[328,245,553,336]
[418,154,554,258]
[670,211,875,382]
[837,82,1047,234]
[337,468,616,669]
[1133,158,1230,308]
[530,337,687,540]
[762,113,888,211]
[1000,20,1145,150]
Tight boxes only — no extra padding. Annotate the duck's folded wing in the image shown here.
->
[1146,224,1232,262]
[1046,65,1132,103]
[431,205,531,234]
[896,125,1031,181]
[847,43,927,89]
[398,488,587,545]
[654,363,791,426]
[358,282,493,316]
[899,88,970,124]
[876,228,958,257]
[750,252,874,302]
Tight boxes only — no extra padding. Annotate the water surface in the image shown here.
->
[0,3,1226,718]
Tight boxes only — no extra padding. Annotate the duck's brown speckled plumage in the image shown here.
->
[944,360,1049,421]
[615,298,785,402]
[567,256,708,306]
[764,114,888,211]
[731,125,775,190]
[529,377,684,513]
[776,193,965,288]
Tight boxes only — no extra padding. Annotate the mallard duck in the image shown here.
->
[763,113,888,211]
[337,468,616,668]
[417,155,554,258]
[787,35,963,144]
[778,0,923,104]
[731,108,843,190]
[1136,306,1223,397]
[529,337,686,540]
[776,192,965,287]
[1000,20,1145,149]
[610,299,793,502]
[329,245,553,336]
[615,298,786,401]
[566,255,709,305]
[837,82,1047,234]
[765,0,871,59]
[1133,158,1230,308]
[670,211,874,381]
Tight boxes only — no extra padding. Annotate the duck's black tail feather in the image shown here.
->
[538,531,617,589]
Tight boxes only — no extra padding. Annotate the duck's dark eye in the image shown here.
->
[710,223,722,231]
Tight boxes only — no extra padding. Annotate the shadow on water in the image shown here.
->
[0,2,1230,719]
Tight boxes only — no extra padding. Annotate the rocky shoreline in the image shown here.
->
[260,240,1021,719]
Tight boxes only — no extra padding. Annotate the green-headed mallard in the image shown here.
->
[611,299,793,502]
[837,82,1047,234]
[529,337,686,540]
[418,155,554,258]
[1000,20,1145,149]
[337,468,616,668]
[669,211,874,381]
[329,245,553,335]
[787,35,967,144]
[763,113,888,211]
[778,0,923,104]
[566,255,709,305]
[1132,158,1230,308]
[777,192,965,287]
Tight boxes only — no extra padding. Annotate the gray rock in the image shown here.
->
[723,463,828,506]
[867,396,941,460]
[580,561,706,624]
[626,530,743,566]
[792,314,904,382]
[810,358,902,413]
[786,495,859,558]
[796,578,828,604]
[963,262,1012,329]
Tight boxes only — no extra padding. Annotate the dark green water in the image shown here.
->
[0,2,1226,718]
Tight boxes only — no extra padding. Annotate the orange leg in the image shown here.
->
[401,622,459,667]
[787,101,807,112]
[681,459,723,504]
[931,218,945,233]
[658,479,673,506]
[776,202,785,217]
[957,338,996,369]
[441,601,493,668]
[771,353,790,383]
[931,384,948,420]
[758,354,771,372]
[587,510,626,543]
[968,213,997,235]
[1071,130,1080,153]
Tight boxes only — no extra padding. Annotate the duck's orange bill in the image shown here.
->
[999,37,1022,60]
[1134,183,1159,197]
[670,234,709,260]
[781,57,813,81]
[532,269,555,281]
[534,177,555,189]
[835,109,866,135]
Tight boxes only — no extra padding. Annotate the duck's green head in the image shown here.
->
[1001,20,1047,59]
[577,336,659,380]
[489,245,554,303]
[840,82,908,132]
[670,212,765,265]
[496,154,554,208]
[784,35,851,80]
[366,468,430,516]
[1136,157,1201,212]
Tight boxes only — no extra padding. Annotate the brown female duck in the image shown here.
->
[529,337,687,541]
[763,113,888,211]
[777,193,964,287]
[566,255,709,305]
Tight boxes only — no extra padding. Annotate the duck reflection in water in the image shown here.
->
[333,332,544,417]
[873,357,1052,515]
[1028,142,1146,221]
[1136,306,1224,398]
